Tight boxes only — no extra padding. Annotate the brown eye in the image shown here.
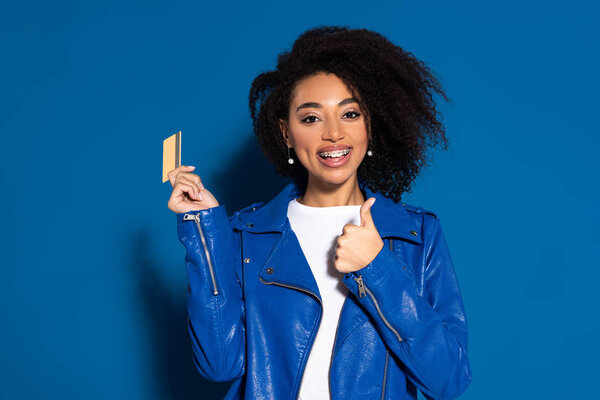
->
[301,115,319,123]
[343,111,360,119]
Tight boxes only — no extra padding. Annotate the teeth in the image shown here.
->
[318,149,350,158]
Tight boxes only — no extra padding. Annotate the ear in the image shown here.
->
[279,118,291,147]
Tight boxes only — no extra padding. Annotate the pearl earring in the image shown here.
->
[287,147,294,164]
[367,149,373,156]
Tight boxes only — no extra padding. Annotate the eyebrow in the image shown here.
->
[295,97,358,112]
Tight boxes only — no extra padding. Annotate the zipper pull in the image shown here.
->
[183,213,200,222]
[354,275,366,298]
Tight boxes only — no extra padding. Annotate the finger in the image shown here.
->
[175,180,203,201]
[334,258,341,271]
[342,223,355,235]
[176,176,203,200]
[168,164,195,186]
[334,259,348,273]
[168,165,196,187]
[177,175,203,195]
[360,197,376,227]
[178,171,205,191]
[171,182,192,201]
[174,181,201,201]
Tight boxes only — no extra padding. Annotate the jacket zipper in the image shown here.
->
[354,276,403,343]
[183,213,219,295]
[381,350,389,400]
[353,238,403,343]
[258,277,322,400]
[380,239,393,400]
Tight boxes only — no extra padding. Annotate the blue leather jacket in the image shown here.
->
[176,178,471,399]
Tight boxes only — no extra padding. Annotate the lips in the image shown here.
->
[317,144,352,153]
[316,146,353,168]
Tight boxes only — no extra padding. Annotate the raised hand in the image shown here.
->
[167,165,220,213]
[333,197,384,273]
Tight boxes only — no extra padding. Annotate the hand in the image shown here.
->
[334,197,384,274]
[167,165,220,213]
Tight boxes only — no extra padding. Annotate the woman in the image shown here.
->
[167,26,471,400]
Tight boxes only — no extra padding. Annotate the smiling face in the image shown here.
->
[279,72,369,188]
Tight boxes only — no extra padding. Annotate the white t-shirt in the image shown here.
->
[287,197,362,400]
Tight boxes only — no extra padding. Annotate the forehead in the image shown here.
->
[290,72,354,103]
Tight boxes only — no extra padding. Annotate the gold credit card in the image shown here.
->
[162,131,181,182]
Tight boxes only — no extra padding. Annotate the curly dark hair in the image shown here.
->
[248,25,449,202]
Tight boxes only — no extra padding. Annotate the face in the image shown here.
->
[279,72,369,187]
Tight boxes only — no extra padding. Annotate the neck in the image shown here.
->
[297,173,365,207]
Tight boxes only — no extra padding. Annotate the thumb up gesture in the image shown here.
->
[334,197,385,274]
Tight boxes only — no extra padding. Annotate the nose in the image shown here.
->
[322,117,344,141]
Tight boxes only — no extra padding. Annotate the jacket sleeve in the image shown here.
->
[342,215,471,400]
[176,205,246,382]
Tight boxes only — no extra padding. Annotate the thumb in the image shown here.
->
[360,197,376,227]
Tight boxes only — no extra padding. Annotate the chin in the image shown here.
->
[312,168,358,186]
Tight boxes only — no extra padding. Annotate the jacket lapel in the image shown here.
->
[257,220,322,303]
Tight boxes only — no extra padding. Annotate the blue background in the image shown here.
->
[1,1,598,399]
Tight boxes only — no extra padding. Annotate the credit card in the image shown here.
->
[162,131,181,182]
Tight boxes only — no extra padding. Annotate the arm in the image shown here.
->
[342,215,471,399]
[177,204,246,382]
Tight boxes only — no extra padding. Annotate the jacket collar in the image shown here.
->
[233,178,422,244]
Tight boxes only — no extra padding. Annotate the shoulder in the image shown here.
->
[399,201,451,252]
[400,201,439,220]
[399,201,443,244]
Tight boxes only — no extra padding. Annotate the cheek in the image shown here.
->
[288,125,316,152]
[358,134,368,147]
[352,126,369,148]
